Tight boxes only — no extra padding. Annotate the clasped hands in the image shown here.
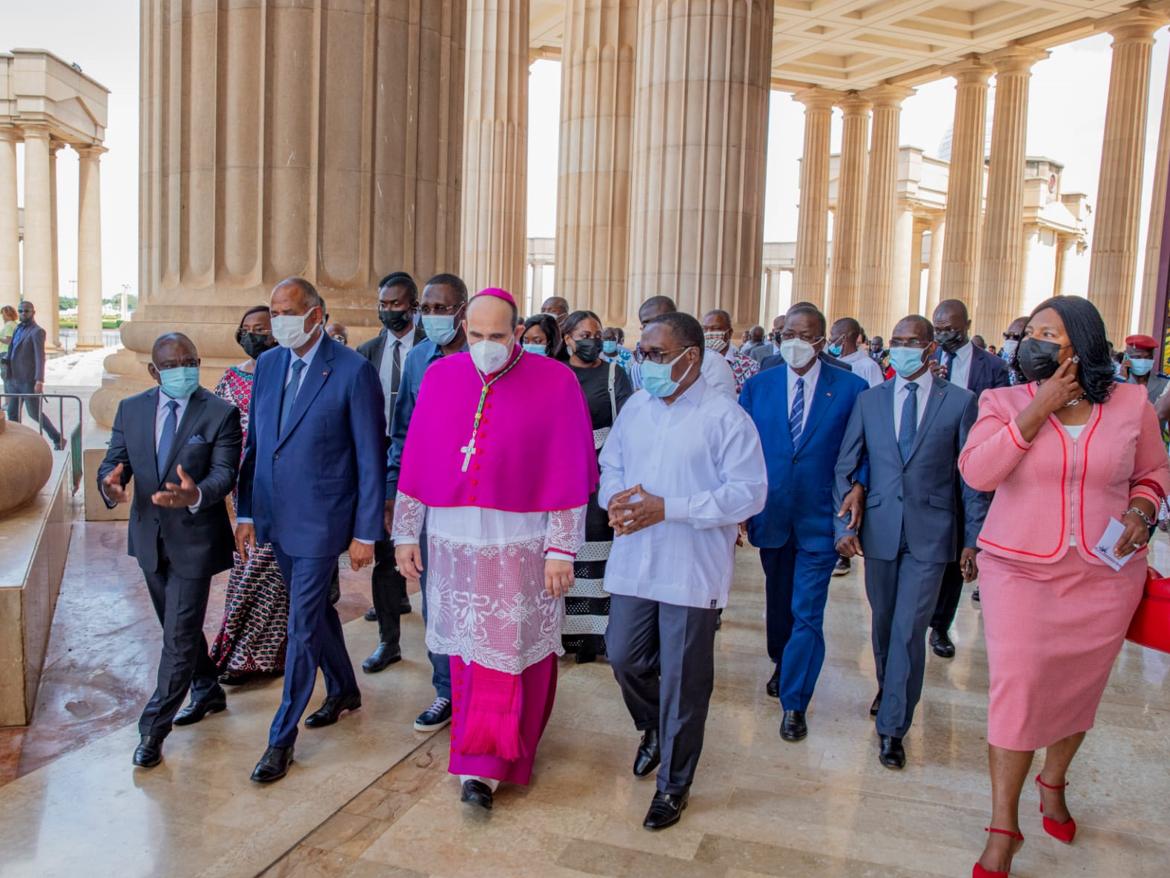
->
[607,484,666,537]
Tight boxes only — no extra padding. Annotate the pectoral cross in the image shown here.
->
[460,439,477,472]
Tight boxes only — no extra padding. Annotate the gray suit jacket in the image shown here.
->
[5,320,47,383]
[832,376,987,563]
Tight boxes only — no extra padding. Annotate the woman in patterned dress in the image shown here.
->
[209,306,289,684]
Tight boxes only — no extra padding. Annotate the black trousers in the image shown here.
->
[930,560,964,633]
[5,378,61,445]
[370,538,407,648]
[139,548,220,737]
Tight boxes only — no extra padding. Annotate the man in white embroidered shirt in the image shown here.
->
[601,312,767,831]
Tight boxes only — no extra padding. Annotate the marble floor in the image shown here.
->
[1,526,1169,877]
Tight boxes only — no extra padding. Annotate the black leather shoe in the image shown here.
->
[971,587,981,604]
[633,729,660,778]
[362,642,402,674]
[250,745,294,783]
[363,606,377,622]
[930,628,956,659]
[869,690,883,717]
[304,692,362,728]
[780,710,808,742]
[765,666,781,699]
[173,689,227,726]
[461,779,494,810]
[642,790,689,830]
[398,599,413,614]
[878,735,906,770]
[132,735,163,768]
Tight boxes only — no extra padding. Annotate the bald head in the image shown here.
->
[152,332,198,365]
[271,276,324,312]
[466,293,521,346]
[829,317,863,356]
[541,296,569,319]
[638,295,677,328]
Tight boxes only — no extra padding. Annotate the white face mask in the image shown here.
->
[1001,338,1019,359]
[470,339,512,374]
[271,312,320,349]
[779,337,818,370]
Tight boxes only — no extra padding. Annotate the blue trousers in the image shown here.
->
[268,543,359,747]
[418,532,451,700]
[760,542,840,712]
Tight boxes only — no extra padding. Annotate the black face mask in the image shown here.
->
[935,329,967,354]
[573,338,602,364]
[1016,337,1063,382]
[380,308,413,333]
[237,331,276,361]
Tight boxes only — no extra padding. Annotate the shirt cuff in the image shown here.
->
[354,538,375,545]
[187,487,203,514]
[237,516,253,524]
[664,496,688,522]
[546,550,575,562]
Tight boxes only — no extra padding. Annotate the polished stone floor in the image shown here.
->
[1,523,1168,877]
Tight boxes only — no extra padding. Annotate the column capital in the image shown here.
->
[861,83,914,108]
[985,45,1049,75]
[49,139,66,156]
[836,91,871,116]
[1098,6,1168,43]
[19,122,52,141]
[74,143,108,160]
[0,126,21,143]
[943,54,995,85]
[793,86,839,111]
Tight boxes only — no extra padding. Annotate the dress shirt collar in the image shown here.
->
[654,374,707,409]
[894,367,932,396]
[840,349,867,365]
[946,340,973,365]
[787,356,821,393]
[156,387,192,419]
[290,329,325,369]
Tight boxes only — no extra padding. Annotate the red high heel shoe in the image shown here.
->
[1035,774,1077,844]
[973,827,1025,877]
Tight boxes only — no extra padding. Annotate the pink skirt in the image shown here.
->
[980,550,1145,751]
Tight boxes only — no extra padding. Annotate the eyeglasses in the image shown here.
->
[889,339,931,349]
[779,331,824,344]
[634,345,693,365]
[419,302,462,316]
[1003,332,1022,341]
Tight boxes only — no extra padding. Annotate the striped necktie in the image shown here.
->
[789,377,805,445]
[157,400,179,480]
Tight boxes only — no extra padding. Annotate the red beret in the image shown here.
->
[1125,334,1158,350]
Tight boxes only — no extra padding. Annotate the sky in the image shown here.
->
[5,3,1170,314]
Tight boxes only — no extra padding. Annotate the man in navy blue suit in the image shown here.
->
[928,298,1006,658]
[739,303,868,744]
[236,277,386,783]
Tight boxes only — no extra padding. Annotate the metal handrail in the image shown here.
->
[0,392,84,493]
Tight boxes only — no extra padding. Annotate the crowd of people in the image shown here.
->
[77,268,1168,877]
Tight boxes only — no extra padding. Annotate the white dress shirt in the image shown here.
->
[378,325,416,427]
[786,357,821,433]
[285,329,325,390]
[700,347,737,397]
[893,370,932,439]
[942,341,973,389]
[840,348,885,388]
[599,377,767,609]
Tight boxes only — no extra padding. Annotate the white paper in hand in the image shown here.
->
[1091,517,1133,572]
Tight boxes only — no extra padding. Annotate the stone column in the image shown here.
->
[926,215,945,312]
[461,0,528,297]
[1140,44,1170,334]
[0,128,19,304]
[1058,237,1077,295]
[21,125,55,345]
[1089,7,1167,340]
[791,87,835,310]
[977,47,1048,340]
[75,145,106,349]
[938,56,993,303]
[530,260,544,305]
[92,0,467,426]
[858,85,913,336]
[555,0,636,326]
[626,0,774,327]
[49,142,61,348]
[830,92,870,320]
[890,205,916,316]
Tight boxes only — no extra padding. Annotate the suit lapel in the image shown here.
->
[141,387,161,490]
[877,379,897,448]
[774,368,795,456]
[371,332,387,371]
[907,376,948,462]
[795,366,835,454]
[277,336,335,448]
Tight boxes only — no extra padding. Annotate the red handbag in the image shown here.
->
[1127,567,1170,653]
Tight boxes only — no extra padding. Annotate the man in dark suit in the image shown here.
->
[236,277,386,783]
[834,315,987,769]
[928,298,1008,657]
[739,303,868,743]
[356,271,426,673]
[4,301,63,448]
[97,332,242,768]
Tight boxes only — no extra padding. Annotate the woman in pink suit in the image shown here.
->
[959,296,1170,878]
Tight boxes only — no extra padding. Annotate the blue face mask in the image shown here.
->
[523,343,547,356]
[158,365,200,399]
[827,343,844,357]
[641,349,693,399]
[888,347,927,378]
[602,340,618,355]
[1129,357,1154,376]
[422,314,458,346]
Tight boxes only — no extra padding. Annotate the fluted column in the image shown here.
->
[1090,7,1167,339]
[1140,44,1170,334]
[21,125,55,344]
[627,0,774,326]
[926,215,945,312]
[792,87,835,310]
[461,0,528,296]
[49,141,61,347]
[76,145,106,349]
[939,56,993,303]
[556,0,636,326]
[978,47,1048,339]
[858,85,913,335]
[830,93,870,320]
[93,0,467,426]
[891,205,916,314]
[0,128,18,304]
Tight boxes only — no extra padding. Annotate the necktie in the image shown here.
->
[789,377,805,445]
[943,350,956,379]
[898,382,919,463]
[280,359,306,436]
[157,399,179,480]
[390,339,402,395]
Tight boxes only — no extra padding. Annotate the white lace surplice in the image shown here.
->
[392,493,586,675]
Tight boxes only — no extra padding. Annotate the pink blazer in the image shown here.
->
[958,382,1170,566]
